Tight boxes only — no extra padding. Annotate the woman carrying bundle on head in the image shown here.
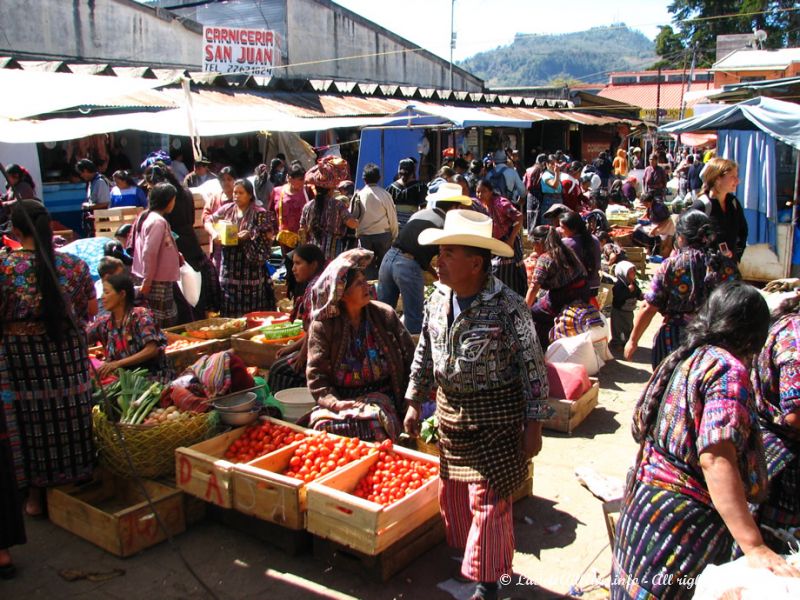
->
[624,210,739,368]
[612,282,800,600]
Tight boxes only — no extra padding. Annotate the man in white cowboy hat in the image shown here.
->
[378,182,472,335]
[404,209,552,600]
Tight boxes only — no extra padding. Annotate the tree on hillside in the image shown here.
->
[658,1,800,67]
[547,74,583,87]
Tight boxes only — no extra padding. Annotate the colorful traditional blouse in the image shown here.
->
[299,196,353,260]
[212,202,273,281]
[291,273,321,331]
[0,250,95,325]
[270,184,309,234]
[479,194,520,241]
[86,306,170,377]
[645,247,738,320]
[755,314,800,427]
[532,252,586,290]
[635,345,767,506]
[334,318,391,393]
[406,275,551,421]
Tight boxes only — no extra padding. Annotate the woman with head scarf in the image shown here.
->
[0,199,96,545]
[305,248,416,441]
[612,282,800,600]
[610,260,642,345]
[208,178,275,316]
[624,210,739,367]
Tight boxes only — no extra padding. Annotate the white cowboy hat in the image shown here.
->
[418,209,513,257]
[424,182,473,205]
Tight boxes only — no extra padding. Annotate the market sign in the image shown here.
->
[203,27,283,76]
[639,107,694,123]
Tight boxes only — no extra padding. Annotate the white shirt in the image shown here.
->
[355,185,399,239]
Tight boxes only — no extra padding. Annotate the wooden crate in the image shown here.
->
[231,327,302,369]
[94,207,141,238]
[622,247,647,277]
[603,499,621,546]
[47,470,185,557]
[163,332,221,373]
[306,446,440,555]
[312,514,445,582]
[175,417,312,509]
[230,440,310,529]
[207,505,313,555]
[543,378,600,434]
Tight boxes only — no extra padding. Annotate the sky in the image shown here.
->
[332,0,674,62]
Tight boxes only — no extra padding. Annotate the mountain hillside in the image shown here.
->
[458,24,656,86]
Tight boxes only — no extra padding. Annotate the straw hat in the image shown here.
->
[418,209,513,257]
[425,182,473,206]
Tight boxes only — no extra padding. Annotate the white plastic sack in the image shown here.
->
[694,554,800,600]
[591,315,614,363]
[178,263,202,307]
[545,331,601,376]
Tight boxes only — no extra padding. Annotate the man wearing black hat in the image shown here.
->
[377,183,472,334]
[183,157,217,188]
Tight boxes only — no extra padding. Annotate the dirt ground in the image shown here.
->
[2,319,661,600]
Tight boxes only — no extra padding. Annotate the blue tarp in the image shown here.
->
[355,128,426,188]
[718,129,777,250]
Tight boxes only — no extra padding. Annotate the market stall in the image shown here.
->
[659,97,800,280]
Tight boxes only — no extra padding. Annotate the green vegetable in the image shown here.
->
[125,381,163,425]
[420,415,438,444]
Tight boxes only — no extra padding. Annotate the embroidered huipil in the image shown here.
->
[406,275,551,496]
[635,345,767,506]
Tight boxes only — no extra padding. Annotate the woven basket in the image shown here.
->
[92,407,219,479]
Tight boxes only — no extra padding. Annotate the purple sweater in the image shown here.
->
[132,211,181,283]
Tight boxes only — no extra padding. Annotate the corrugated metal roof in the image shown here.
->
[713,48,800,71]
[596,83,711,110]
[483,106,642,127]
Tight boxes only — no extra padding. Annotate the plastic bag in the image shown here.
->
[545,331,602,376]
[178,263,202,307]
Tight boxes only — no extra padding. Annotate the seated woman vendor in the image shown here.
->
[305,248,416,441]
[87,272,171,381]
[267,243,327,394]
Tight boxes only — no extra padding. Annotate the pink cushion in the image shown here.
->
[547,362,590,400]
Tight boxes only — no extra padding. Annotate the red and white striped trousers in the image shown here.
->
[438,478,514,582]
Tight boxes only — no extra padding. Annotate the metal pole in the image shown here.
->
[449,0,455,92]
[785,152,800,278]
[655,65,662,128]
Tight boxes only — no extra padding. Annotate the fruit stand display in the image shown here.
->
[175,417,314,509]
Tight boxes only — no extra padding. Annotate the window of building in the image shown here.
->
[611,76,637,85]
[638,75,664,84]
[693,72,712,82]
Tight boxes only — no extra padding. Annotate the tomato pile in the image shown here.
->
[283,433,372,483]
[224,420,307,463]
[352,440,439,506]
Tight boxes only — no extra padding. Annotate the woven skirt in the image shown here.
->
[0,392,26,548]
[267,352,307,395]
[612,482,732,600]
[1,330,94,489]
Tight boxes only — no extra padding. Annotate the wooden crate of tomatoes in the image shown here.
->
[175,417,312,509]
[231,433,373,530]
[305,441,440,555]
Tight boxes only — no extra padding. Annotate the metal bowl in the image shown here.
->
[217,407,260,427]
[212,392,256,413]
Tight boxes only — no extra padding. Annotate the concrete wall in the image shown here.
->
[714,64,800,86]
[0,0,203,69]
[286,0,481,90]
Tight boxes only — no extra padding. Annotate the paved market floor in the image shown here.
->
[2,320,659,600]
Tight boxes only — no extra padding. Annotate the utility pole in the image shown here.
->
[655,65,662,128]
[680,41,698,121]
[450,0,455,92]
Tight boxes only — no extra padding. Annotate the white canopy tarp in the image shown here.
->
[0,69,173,120]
